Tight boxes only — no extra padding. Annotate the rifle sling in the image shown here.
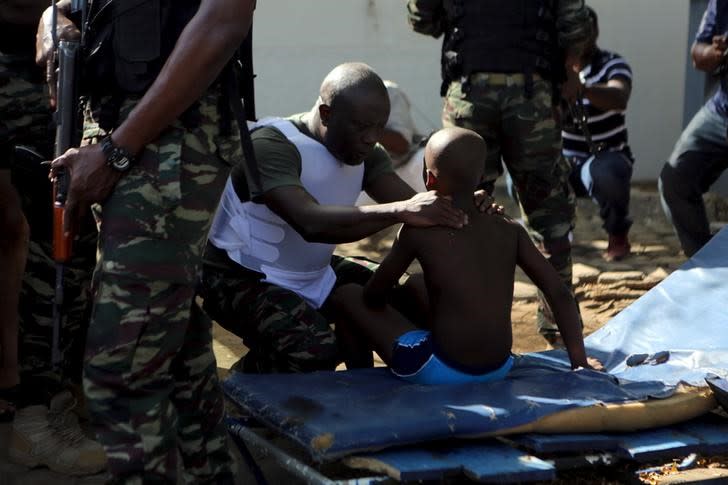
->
[224,65,262,202]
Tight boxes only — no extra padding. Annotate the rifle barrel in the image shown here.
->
[54,40,80,157]
[51,264,65,371]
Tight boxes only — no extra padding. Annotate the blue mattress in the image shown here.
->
[223,228,728,461]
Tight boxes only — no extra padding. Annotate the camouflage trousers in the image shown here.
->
[442,73,578,336]
[200,250,385,373]
[0,52,52,165]
[1,51,96,404]
[82,91,238,483]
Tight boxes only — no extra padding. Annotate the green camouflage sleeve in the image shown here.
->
[555,0,593,48]
[406,0,445,38]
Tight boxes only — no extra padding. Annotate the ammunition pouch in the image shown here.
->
[83,0,200,96]
[440,0,563,96]
[81,0,200,128]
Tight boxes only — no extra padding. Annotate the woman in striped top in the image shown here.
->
[562,7,634,261]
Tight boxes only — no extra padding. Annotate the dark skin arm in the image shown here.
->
[263,185,465,245]
[692,35,728,72]
[515,226,589,369]
[380,129,410,158]
[47,0,255,230]
[562,67,583,103]
[583,77,631,112]
[36,0,80,108]
[363,228,416,307]
[365,170,502,214]
[264,170,503,245]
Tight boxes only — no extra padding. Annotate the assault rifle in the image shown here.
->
[50,0,83,372]
[566,96,605,156]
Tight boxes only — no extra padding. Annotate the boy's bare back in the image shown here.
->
[401,210,523,371]
[357,126,589,375]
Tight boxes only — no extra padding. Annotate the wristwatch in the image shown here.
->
[101,135,135,173]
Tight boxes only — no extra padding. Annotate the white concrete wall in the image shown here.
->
[252,0,690,182]
[590,0,689,181]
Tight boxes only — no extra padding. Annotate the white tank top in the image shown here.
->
[208,117,365,309]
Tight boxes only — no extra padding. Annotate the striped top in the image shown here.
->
[562,48,634,161]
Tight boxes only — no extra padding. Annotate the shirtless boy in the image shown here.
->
[332,127,591,384]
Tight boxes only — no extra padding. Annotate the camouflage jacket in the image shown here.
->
[406,0,592,49]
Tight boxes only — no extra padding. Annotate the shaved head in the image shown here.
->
[425,127,486,194]
[319,62,388,109]
[311,63,390,165]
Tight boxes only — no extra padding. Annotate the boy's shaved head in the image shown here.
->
[425,127,486,194]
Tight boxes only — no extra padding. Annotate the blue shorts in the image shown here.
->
[390,329,514,385]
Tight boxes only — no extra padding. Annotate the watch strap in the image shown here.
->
[101,135,136,172]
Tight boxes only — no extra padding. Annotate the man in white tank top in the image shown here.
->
[201,63,479,373]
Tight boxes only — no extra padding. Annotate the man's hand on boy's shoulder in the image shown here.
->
[398,191,468,228]
[473,189,505,215]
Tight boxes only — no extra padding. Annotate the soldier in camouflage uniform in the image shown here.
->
[41,0,255,482]
[407,0,593,344]
[2,1,105,476]
[202,251,386,373]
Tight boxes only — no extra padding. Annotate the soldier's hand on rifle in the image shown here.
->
[561,66,584,104]
[713,35,728,53]
[50,144,123,232]
[35,2,80,108]
[709,35,728,68]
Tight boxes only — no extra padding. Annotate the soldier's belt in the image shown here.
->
[467,72,545,86]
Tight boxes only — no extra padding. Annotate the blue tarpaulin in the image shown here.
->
[223,228,728,461]
[583,228,728,386]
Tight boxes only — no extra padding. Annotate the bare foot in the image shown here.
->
[586,356,605,372]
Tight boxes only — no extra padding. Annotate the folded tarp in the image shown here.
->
[223,228,728,461]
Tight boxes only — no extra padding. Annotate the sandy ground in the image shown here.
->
[2,185,727,484]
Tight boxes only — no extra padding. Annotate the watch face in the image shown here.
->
[113,156,131,172]
[102,136,134,172]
